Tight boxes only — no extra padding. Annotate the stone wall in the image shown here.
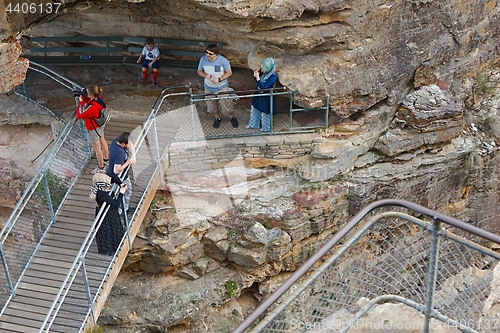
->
[168,133,317,172]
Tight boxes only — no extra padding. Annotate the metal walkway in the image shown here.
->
[0,63,183,332]
[0,116,157,332]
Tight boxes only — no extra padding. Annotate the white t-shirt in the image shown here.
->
[141,45,160,61]
[198,54,231,92]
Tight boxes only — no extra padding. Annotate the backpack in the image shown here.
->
[94,108,111,127]
[92,98,110,128]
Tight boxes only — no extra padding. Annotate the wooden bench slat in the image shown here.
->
[30,47,124,53]
[29,56,124,65]
[31,36,124,42]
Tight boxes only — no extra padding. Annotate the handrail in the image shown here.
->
[15,62,81,122]
[232,198,500,333]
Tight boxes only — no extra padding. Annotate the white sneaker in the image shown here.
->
[91,166,106,175]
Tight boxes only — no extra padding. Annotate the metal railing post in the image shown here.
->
[22,81,28,100]
[424,217,441,333]
[123,191,133,247]
[189,87,197,140]
[153,115,160,165]
[269,89,274,133]
[0,244,14,296]
[80,256,96,325]
[42,171,54,219]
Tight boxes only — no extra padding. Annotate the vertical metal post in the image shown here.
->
[79,256,96,324]
[424,217,441,333]
[153,111,160,165]
[22,81,28,100]
[269,89,274,133]
[0,243,14,295]
[289,91,293,130]
[42,171,54,219]
[152,111,164,186]
[79,119,91,159]
[122,193,132,247]
[189,87,197,140]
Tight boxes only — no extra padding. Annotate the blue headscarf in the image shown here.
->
[260,58,275,83]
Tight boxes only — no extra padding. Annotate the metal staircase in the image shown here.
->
[0,63,186,332]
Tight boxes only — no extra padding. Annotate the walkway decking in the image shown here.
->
[0,116,153,333]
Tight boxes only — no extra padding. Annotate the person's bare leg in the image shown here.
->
[92,140,104,168]
[99,134,109,160]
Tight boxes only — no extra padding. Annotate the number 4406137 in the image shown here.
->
[6,2,62,14]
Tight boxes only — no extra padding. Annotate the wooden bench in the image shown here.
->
[28,36,125,80]
[27,36,223,83]
[123,37,223,83]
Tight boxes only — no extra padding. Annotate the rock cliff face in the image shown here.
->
[2,0,500,113]
[1,0,500,332]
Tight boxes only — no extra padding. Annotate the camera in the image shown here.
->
[73,88,87,97]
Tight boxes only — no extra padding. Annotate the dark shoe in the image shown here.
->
[91,166,106,175]
[152,80,157,86]
[213,118,221,128]
[230,117,239,128]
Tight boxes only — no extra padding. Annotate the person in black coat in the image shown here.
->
[90,173,127,255]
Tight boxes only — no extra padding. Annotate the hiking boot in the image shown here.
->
[213,117,221,128]
[152,80,157,86]
[230,117,239,128]
[91,166,106,175]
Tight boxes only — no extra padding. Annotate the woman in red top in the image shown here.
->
[75,85,109,174]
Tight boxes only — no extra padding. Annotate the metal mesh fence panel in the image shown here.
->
[189,89,326,138]
[14,63,81,122]
[0,63,87,311]
[252,215,499,333]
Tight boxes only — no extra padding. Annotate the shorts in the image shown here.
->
[87,126,104,143]
[142,59,160,70]
[204,86,233,115]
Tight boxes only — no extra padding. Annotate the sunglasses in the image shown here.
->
[205,51,215,55]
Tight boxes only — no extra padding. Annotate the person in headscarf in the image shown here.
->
[90,173,127,255]
[246,57,278,132]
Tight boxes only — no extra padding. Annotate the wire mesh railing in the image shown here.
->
[14,62,82,122]
[188,87,329,139]
[0,63,87,313]
[233,199,500,333]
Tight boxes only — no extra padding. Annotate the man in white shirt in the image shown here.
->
[197,44,238,129]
